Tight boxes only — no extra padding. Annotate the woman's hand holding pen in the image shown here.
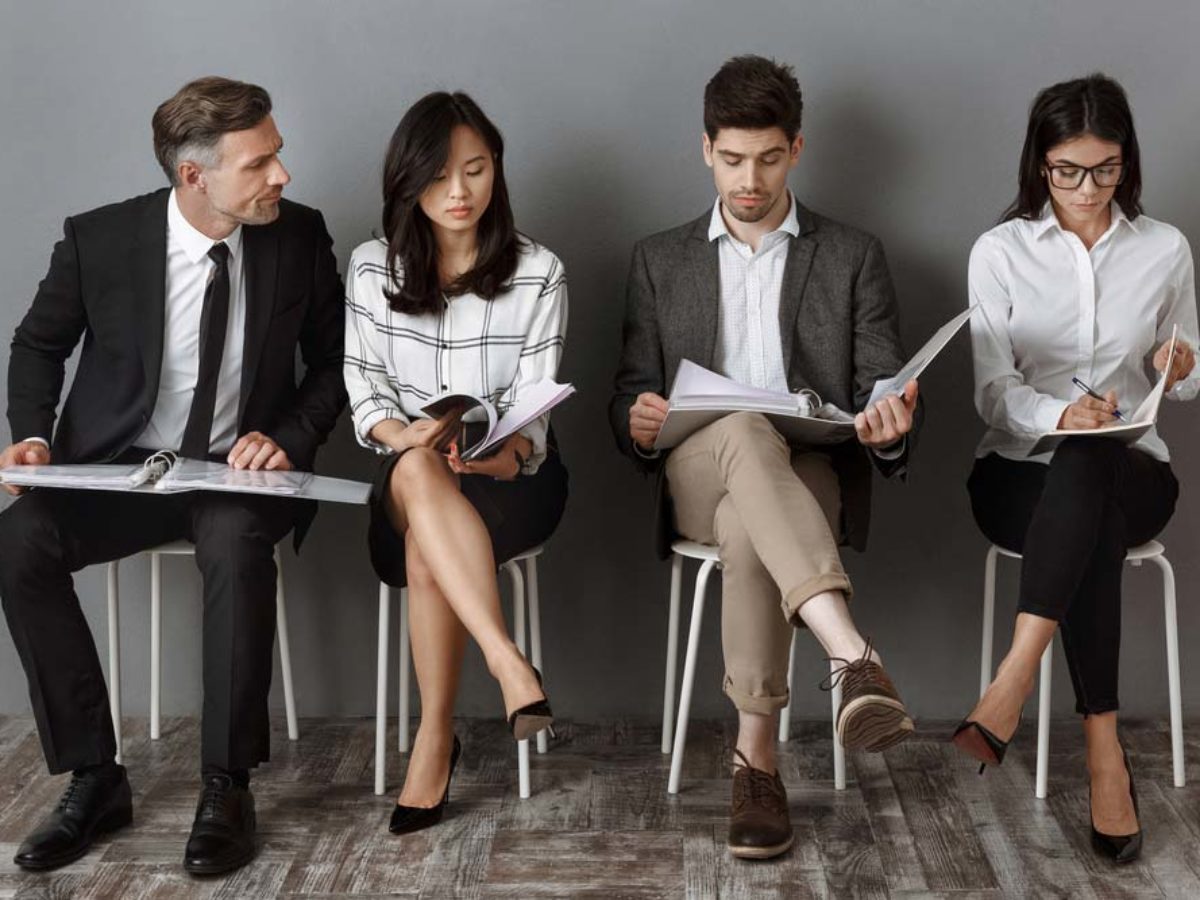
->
[1154,338,1195,391]
[1058,390,1120,430]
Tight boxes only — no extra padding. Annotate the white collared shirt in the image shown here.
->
[969,202,1199,463]
[709,192,799,393]
[136,189,247,455]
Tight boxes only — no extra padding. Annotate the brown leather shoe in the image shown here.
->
[727,750,794,860]
[826,639,914,752]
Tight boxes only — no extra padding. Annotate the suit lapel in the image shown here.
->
[778,205,818,370]
[238,222,279,423]
[134,190,171,411]
[684,217,720,368]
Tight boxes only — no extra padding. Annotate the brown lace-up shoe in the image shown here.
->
[727,750,794,860]
[825,639,914,752]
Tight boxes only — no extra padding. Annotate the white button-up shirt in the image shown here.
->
[709,192,799,393]
[134,190,247,455]
[969,202,1199,463]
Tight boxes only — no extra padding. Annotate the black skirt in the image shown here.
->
[367,447,568,588]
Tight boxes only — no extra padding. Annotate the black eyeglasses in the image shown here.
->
[1043,160,1126,190]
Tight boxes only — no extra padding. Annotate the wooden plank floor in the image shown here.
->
[1,714,1198,898]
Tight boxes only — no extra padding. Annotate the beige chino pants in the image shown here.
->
[665,412,852,714]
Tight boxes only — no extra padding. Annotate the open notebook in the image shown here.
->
[654,307,977,450]
[1028,325,1179,457]
[0,451,371,504]
[420,378,575,460]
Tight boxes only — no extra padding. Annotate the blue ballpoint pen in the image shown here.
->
[1070,376,1125,421]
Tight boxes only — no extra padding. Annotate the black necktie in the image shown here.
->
[180,242,231,458]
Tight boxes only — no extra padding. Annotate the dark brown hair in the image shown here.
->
[1002,73,1143,223]
[152,76,273,185]
[704,55,803,141]
[381,91,518,315]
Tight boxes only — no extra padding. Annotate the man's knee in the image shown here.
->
[0,494,66,589]
[192,498,289,572]
[1052,436,1124,481]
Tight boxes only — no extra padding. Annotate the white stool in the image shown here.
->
[980,539,1184,799]
[375,545,548,799]
[663,540,846,794]
[104,541,298,763]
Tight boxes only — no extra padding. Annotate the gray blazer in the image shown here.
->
[608,202,920,557]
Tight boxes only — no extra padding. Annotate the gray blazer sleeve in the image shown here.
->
[609,239,666,473]
[851,237,923,478]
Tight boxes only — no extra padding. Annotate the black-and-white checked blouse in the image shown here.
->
[345,237,568,472]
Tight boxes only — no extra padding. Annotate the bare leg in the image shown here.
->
[966,612,1056,741]
[386,449,543,719]
[396,533,467,808]
[735,710,778,774]
[797,590,881,664]
[1083,712,1138,835]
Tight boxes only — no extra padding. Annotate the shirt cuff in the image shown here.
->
[1035,397,1073,434]
[633,440,662,460]
[22,437,50,448]
[354,406,409,455]
[870,436,906,461]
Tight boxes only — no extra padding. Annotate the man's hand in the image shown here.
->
[227,432,293,471]
[0,440,51,496]
[855,380,918,449]
[630,392,669,450]
[447,434,527,481]
[1154,338,1196,391]
[1057,390,1119,430]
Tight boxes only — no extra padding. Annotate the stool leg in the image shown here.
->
[779,630,797,743]
[662,554,683,755]
[1152,555,1185,788]
[1036,642,1052,799]
[375,583,390,796]
[107,561,122,765]
[398,588,410,754]
[150,553,162,740]
[274,549,298,742]
[507,562,531,800]
[668,559,717,796]
[526,557,548,755]
[831,676,846,791]
[981,546,998,698]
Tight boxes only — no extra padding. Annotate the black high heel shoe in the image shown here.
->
[1090,750,1142,864]
[951,718,1014,774]
[388,735,461,836]
[508,666,555,742]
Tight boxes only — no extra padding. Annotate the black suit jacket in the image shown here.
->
[8,188,347,477]
[609,204,922,557]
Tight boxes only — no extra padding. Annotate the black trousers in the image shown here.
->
[0,469,296,774]
[967,437,1178,715]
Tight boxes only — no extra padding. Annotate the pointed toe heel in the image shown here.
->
[508,666,554,742]
[951,719,1011,774]
[388,736,461,836]
[1090,751,1142,864]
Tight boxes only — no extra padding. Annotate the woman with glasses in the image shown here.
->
[344,91,568,835]
[954,73,1198,863]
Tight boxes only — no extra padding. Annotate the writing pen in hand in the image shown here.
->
[1070,377,1125,422]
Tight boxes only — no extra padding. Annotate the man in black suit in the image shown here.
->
[0,77,346,875]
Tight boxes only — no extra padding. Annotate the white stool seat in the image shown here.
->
[375,545,549,799]
[104,541,298,764]
[663,540,846,795]
[979,539,1183,798]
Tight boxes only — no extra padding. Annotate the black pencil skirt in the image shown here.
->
[367,446,569,588]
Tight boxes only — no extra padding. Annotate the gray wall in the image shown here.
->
[2,0,1199,726]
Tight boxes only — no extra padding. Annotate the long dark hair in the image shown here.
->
[381,92,518,314]
[1002,73,1143,223]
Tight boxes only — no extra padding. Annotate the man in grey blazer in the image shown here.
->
[610,55,921,860]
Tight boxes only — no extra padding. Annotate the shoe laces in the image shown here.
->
[57,774,100,816]
[197,774,234,822]
[731,750,787,816]
[818,636,878,693]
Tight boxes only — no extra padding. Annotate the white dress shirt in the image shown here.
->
[344,237,567,473]
[135,190,247,455]
[709,192,798,393]
[969,202,1199,464]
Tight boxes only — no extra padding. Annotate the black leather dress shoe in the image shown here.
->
[183,774,257,876]
[14,764,133,871]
